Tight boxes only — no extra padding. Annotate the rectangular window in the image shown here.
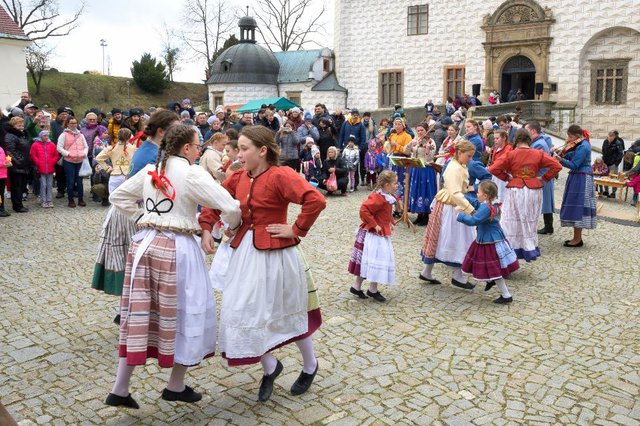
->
[407,4,429,36]
[287,91,302,106]
[443,66,465,101]
[212,92,224,108]
[378,70,403,108]
[591,59,629,105]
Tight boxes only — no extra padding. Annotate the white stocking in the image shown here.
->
[421,263,434,279]
[295,337,318,374]
[166,364,188,392]
[451,267,465,283]
[496,278,512,298]
[260,352,278,375]
[353,276,364,290]
[111,358,135,397]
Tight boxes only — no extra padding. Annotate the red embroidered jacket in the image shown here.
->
[199,166,326,250]
[359,192,394,236]
[488,147,562,189]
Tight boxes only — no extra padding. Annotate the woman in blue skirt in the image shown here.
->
[404,123,438,225]
[554,125,596,247]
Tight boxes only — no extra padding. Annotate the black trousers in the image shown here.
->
[0,178,5,210]
[55,163,66,195]
[8,171,27,211]
[358,148,367,183]
[283,159,300,173]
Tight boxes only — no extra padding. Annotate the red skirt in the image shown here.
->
[461,241,519,281]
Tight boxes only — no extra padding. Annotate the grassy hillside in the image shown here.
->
[28,71,208,115]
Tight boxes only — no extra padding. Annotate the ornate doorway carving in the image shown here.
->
[482,0,554,101]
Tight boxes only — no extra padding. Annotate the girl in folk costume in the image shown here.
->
[348,170,398,303]
[105,125,241,409]
[199,125,326,402]
[420,140,478,289]
[553,125,597,247]
[405,123,438,226]
[91,111,179,325]
[456,180,519,304]
[436,124,461,167]
[487,129,512,202]
[487,129,562,261]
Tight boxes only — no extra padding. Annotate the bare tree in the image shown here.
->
[2,0,85,42]
[253,0,326,52]
[25,43,53,95]
[157,24,182,82]
[180,0,236,82]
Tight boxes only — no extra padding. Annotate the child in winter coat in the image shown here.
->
[592,157,609,195]
[347,170,398,303]
[29,130,59,208]
[364,140,379,190]
[0,145,11,216]
[455,180,519,304]
[342,135,360,191]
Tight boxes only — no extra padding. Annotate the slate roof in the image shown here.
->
[207,43,280,85]
[0,6,29,40]
[312,72,347,92]
[272,49,322,83]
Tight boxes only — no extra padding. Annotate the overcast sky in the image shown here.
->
[49,0,334,83]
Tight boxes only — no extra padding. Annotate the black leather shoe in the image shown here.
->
[105,393,139,409]
[366,290,386,302]
[493,296,513,304]
[419,274,441,285]
[485,281,496,292]
[349,287,368,299]
[258,360,283,402]
[113,314,121,325]
[451,279,475,290]
[291,361,319,396]
[161,385,202,403]
[563,240,584,247]
[537,227,553,235]
[14,207,29,213]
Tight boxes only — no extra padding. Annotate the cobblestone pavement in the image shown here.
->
[1,180,639,426]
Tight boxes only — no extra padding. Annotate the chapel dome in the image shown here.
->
[206,15,280,85]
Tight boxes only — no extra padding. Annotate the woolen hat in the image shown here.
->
[111,108,122,115]
[304,112,313,121]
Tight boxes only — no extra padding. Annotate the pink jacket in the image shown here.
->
[0,146,8,179]
[57,130,88,163]
[30,139,60,174]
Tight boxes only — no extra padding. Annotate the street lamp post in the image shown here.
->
[100,39,107,75]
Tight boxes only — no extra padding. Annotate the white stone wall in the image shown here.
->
[576,27,640,142]
[0,39,30,111]
[280,81,346,113]
[207,83,278,111]
[334,0,640,140]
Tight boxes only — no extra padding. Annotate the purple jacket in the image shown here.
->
[80,124,107,158]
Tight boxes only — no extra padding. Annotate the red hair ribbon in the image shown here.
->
[582,129,590,142]
[488,202,502,220]
[147,170,176,200]
[131,131,147,148]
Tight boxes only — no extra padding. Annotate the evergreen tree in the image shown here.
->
[131,53,170,94]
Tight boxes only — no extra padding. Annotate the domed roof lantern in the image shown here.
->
[239,7,257,44]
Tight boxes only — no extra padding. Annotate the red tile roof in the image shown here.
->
[0,5,28,39]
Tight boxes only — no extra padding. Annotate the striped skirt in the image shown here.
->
[501,187,542,261]
[118,229,216,367]
[92,206,137,295]
[348,228,396,285]
[421,200,476,267]
[560,173,597,229]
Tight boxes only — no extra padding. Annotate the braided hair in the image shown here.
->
[153,124,197,178]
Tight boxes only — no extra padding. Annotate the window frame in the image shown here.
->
[407,4,429,36]
[378,69,404,109]
[443,65,465,101]
[211,92,224,109]
[590,58,630,105]
[286,91,302,107]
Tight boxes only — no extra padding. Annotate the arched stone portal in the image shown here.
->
[482,0,554,101]
[501,55,536,100]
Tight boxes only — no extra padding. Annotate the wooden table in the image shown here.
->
[593,177,629,204]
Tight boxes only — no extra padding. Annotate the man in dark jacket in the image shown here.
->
[311,104,331,128]
[338,109,365,149]
[233,112,253,132]
[602,130,625,197]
